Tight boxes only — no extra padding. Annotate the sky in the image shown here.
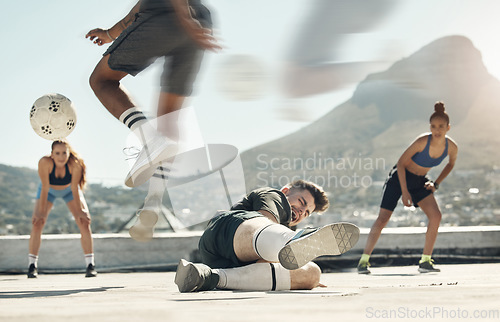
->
[2,0,500,187]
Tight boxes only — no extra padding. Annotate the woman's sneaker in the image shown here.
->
[278,222,360,270]
[85,264,97,277]
[418,259,440,273]
[357,261,371,274]
[27,264,38,278]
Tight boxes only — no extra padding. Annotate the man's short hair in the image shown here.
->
[285,179,330,213]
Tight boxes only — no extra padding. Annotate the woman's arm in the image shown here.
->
[69,161,91,225]
[34,158,51,223]
[396,136,426,207]
[427,139,458,192]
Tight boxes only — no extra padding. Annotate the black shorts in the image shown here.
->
[198,210,264,269]
[380,167,432,211]
[104,9,211,96]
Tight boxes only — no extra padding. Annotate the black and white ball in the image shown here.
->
[30,93,76,140]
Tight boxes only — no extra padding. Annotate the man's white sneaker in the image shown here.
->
[129,198,161,242]
[125,136,178,187]
[278,222,360,270]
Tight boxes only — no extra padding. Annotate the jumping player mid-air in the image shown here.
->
[175,180,360,292]
[86,0,220,241]
[86,0,220,188]
[28,140,96,278]
[357,102,458,274]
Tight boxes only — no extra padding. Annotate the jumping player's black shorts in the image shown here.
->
[104,8,211,96]
[380,166,432,211]
[198,210,264,269]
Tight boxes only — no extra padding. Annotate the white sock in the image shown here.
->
[143,165,171,205]
[119,107,158,145]
[214,263,291,291]
[28,254,38,267]
[85,253,95,266]
[149,166,169,194]
[252,224,296,262]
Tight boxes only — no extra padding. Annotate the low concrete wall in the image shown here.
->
[356,226,500,256]
[1,226,498,273]
[0,232,202,273]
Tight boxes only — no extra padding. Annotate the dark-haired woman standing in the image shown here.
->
[358,102,458,274]
[28,140,97,278]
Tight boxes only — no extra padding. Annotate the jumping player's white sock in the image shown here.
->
[28,254,38,267]
[252,224,297,262]
[143,165,171,205]
[119,107,158,145]
[149,165,169,193]
[214,263,291,291]
[85,253,95,266]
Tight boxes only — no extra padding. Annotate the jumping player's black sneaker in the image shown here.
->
[85,264,97,277]
[278,222,360,270]
[27,264,38,278]
[418,259,440,273]
[174,259,219,293]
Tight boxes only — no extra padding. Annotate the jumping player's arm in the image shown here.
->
[170,0,221,51]
[396,136,427,207]
[85,1,141,46]
[427,138,458,192]
[69,161,91,225]
[36,157,51,222]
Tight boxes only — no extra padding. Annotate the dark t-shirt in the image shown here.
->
[140,0,204,12]
[139,0,212,28]
[230,187,292,227]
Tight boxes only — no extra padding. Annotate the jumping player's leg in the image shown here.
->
[129,163,168,242]
[127,92,186,240]
[156,92,185,139]
[89,55,133,119]
[90,55,158,156]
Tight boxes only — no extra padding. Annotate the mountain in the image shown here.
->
[241,36,500,202]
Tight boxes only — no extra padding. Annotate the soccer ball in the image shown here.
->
[30,93,77,140]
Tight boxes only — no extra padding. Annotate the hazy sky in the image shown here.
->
[2,0,500,187]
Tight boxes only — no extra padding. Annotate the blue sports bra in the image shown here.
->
[49,160,72,185]
[411,135,448,168]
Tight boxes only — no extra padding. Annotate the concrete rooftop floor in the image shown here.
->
[1,263,499,322]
